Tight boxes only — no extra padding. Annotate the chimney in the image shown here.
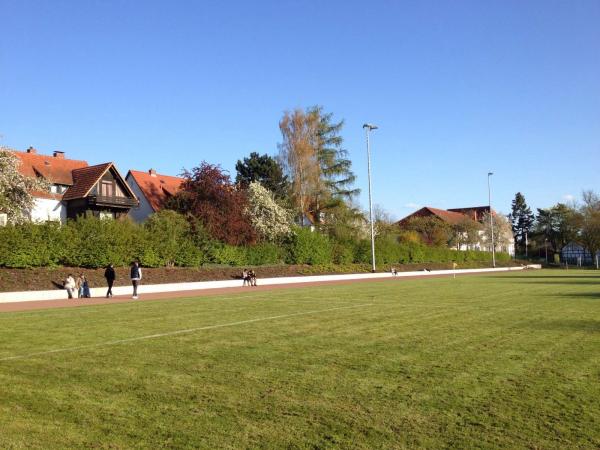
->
[149,168,157,177]
[53,151,65,159]
[26,147,37,154]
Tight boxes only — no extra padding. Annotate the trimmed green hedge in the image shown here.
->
[0,217,508,268]
[285,227,332,265]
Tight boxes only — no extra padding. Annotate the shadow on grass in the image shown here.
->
[504,280,599,286]
[491,275,600,279]
[525,319,600,333]
[561,292,600,299]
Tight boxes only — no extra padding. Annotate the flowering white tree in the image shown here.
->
[0,148,49,223]
[246,181,294,242]
[479,211,513,253]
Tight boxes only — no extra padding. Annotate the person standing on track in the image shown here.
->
[81,274,91,298]
[64,274,76,299]
[104,263,116,298]
[130,261,142,299]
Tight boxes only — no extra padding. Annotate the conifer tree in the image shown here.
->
[307,106,360,219]
[235,152,289,200]
[510,192,534,255]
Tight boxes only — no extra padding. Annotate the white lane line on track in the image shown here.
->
[0,303,372,362]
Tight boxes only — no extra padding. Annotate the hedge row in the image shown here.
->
[0,214,508,268]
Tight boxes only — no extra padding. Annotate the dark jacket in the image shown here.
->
[130,265,141,280]
[104,266,116,281]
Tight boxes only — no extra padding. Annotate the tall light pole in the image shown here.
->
[363,123,378,273]
[487,172,496,268]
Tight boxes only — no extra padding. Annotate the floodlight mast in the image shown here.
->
[487,172,496,268]
[363,123,378,273]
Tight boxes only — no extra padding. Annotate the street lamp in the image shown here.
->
[544,238,548,263]
[363,123,378,273]
[487,172,496,268]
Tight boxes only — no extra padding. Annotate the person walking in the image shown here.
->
[76,274,85,298]
[81,274,91,298]
[242,269,249,286]
[130,261,142,299]
[104,263,116,298]
[64,274,76,299]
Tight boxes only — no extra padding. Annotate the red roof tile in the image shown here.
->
[397,206,472,226]
[63,163,113,200]
[448,206,492,221]
[127,170,184,212]
[424,207,470,224]
[12,150,88,185]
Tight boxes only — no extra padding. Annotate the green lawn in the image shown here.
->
[0,270,599,449]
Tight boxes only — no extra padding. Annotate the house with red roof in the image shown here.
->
[397,206,515,254]
[10,147,138,222]
[125,169,184,222]
[396,206,474,227]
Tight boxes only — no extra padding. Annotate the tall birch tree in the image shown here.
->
[278,109,320,223]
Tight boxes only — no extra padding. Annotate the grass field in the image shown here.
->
[0,270,599,449]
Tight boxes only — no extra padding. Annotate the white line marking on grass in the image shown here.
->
[0,303,372,362]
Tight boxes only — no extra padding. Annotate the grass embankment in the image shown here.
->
[0,270,598,448]
[0,260,522,292]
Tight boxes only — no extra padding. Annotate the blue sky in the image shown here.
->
[1,0,598,219]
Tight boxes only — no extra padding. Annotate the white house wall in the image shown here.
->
[125,175,155,222]
[30,198,66,223]
[457,231,514,255]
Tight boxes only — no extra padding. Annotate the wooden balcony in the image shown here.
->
[88,195,138,208]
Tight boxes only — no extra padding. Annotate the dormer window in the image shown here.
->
[100,180,114,197]
[49,184,68,194]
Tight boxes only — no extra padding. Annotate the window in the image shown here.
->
[114,183,125,197]
[51,184,68,194]
[100,181,114,197]
[99,211,114,220]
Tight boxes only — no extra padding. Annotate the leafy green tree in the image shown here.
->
[404,216,451,247]
[320,201,367,243]
[534,203,578,252]
[450,217,482,251]
[574,191,600,262]
[510,192,534,255]
[235,152,289,200]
